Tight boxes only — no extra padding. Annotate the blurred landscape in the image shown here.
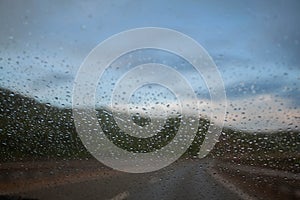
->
[0,87,299,199]
[0,87,299,172]
[0,0,299,199]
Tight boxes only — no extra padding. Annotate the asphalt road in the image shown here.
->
[13,159,242,200]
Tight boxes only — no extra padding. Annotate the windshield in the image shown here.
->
[0,1,299,200]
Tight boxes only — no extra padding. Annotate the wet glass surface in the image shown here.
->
[0,1,299,199]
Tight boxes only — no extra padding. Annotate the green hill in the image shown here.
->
[0,88,299,172]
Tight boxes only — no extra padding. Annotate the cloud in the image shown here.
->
[204,94,300,132]
[0,0,299,131]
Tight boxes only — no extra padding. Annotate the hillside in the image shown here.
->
[0,88,299,172]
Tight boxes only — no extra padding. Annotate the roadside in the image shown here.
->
[0,159,117,195]
[210,159,300,200]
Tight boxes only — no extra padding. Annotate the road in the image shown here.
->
[1,159,244,200]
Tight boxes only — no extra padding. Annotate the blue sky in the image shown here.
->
[0,0,299,131]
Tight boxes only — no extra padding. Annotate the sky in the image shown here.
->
[0,0,299,132]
